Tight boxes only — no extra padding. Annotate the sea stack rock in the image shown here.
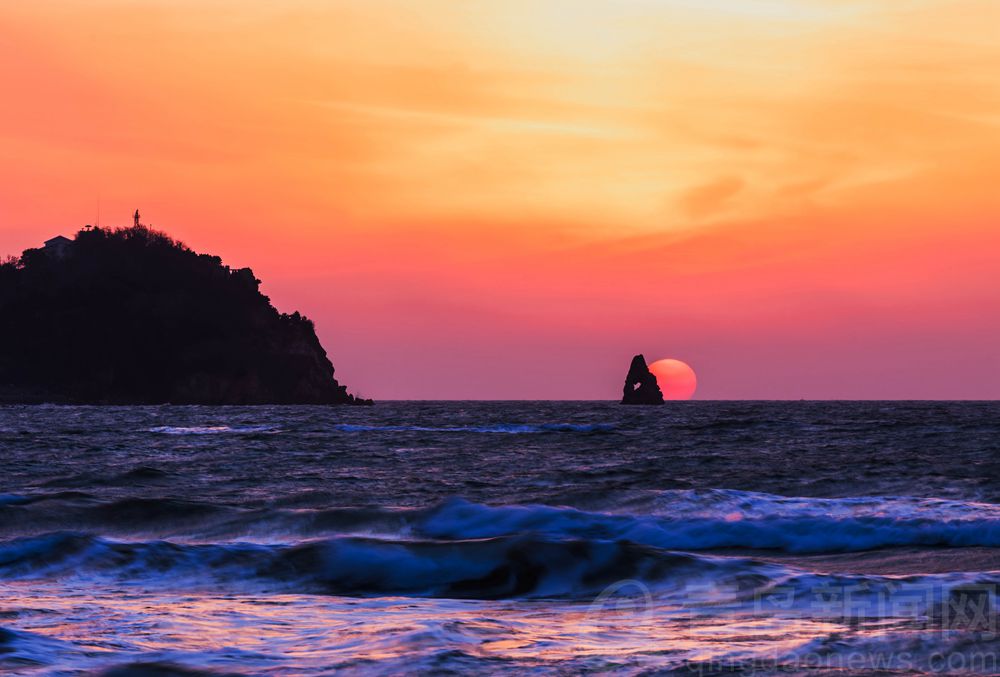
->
[621,354,664,405]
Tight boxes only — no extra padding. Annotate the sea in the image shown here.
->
[1,401,999,676]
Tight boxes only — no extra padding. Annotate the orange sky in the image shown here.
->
[2,0,998,398]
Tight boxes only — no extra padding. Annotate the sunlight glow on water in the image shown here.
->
[2,584,858,673]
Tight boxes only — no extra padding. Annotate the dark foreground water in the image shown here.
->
[1,402,999,675]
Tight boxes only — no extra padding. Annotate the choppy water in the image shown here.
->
[1,402,999,675]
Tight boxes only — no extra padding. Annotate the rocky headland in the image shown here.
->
[0,226,371,405]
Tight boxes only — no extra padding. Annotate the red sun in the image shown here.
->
[648,359,698,400]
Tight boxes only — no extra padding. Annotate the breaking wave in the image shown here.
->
[2,530,996,606]
[4,490,1000,553]
[415,492,1000,553]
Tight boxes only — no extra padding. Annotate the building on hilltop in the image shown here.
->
[43,235,73,259]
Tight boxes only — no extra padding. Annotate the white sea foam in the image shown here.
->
[417,493,1000,553]
[148,425,280,435]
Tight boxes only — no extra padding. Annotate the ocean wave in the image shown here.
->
[333,423,615,434]
[0,624,78,670]
[0,627,224,676]
[767,627,1000,675]
[623,488,1000,521]
[678,627,1000,676]
[0,531,758,599]
[1,531,996,609]
[147,425,280,435]
[95,661,246,677]
[418,495,1000,553]
[5,490,1000,554]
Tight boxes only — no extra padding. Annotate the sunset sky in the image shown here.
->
[2,0,998,399]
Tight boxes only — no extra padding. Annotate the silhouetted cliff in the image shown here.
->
[0,226,371,405]
[621,354,664,405]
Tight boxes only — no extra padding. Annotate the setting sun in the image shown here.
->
[648,358,698,400]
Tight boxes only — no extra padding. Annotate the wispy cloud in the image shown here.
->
[311,100,635,139]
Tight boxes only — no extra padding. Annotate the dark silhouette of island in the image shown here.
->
[0,225,371,405]
[621,354,664,405]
